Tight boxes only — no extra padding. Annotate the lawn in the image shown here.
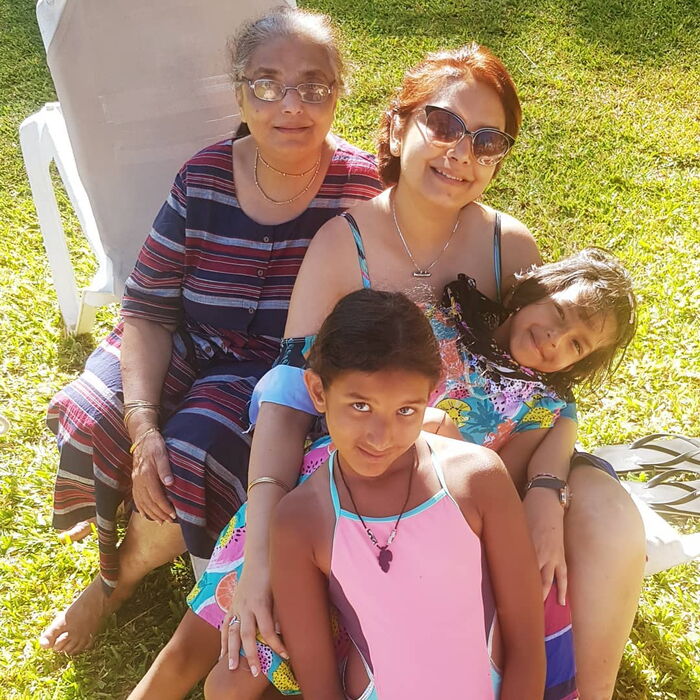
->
[1,0,698,698]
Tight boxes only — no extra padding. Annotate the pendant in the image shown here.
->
[378,546,393,572]
[412,270,432,278]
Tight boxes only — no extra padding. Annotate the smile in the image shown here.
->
[357,446,390,460]
[432,167,467,183]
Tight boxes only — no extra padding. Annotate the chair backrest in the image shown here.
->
[40,0,295,294]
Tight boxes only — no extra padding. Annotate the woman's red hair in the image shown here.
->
[377,43,521,186]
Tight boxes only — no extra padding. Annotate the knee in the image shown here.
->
[159,629,201,669]
[204,660,260,700]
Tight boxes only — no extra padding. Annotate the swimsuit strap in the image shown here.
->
[328,450,342,517]
[493,212,503,304]
[425,441,457,507]
[340,212,372,289]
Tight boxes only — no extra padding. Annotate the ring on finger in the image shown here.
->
[229,615,241,627]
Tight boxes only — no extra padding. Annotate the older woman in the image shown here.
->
[39,6,383,656]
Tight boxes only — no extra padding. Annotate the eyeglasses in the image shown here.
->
[416,105,515,166]
[241,78,334,104]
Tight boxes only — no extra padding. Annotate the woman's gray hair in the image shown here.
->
[229,5,346,92]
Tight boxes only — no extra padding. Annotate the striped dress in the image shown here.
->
[47,137,383,592]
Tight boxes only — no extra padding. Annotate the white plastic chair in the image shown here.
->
[21,0,294,333]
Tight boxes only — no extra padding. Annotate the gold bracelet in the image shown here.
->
[124,405,159,428]
[247,476,291,494]
[124,400,160,409]
[129,427,160,454]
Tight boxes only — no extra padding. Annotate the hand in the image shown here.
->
[220,562,289,675]
[523,488,567,605]
[131,429,176,523]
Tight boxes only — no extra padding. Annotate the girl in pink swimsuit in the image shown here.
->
[270,288,546,700]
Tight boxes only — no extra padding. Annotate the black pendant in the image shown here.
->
[378,546,393,572]
[413,270,431,278]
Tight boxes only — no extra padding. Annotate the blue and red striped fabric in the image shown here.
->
[47,137,383,591]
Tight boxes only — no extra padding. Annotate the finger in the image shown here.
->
[555,565,568,606]
[139,484,173,523]
[132,485,163,523]
[156,451,175,488]
[220,614,230,659]
[227,616,243,671]
[258,608,289,660]
[240,610,260,676]
[144,471,176,521]
[540,563,554,601]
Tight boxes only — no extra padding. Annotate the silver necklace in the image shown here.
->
[391,194,460,278]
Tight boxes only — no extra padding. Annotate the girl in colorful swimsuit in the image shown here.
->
[269,287,546,700]
[187,247,636,699]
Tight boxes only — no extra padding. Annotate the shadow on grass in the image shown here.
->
[68,559,199,700]
[315,0,698,65]
[562,0,699,65]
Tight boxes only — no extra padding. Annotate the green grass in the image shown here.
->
[1,0,698,697]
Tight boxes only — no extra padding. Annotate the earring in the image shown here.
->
[390,141,401,157]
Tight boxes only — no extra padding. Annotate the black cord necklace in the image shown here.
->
[336,448,416,573]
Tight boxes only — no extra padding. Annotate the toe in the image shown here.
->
[53,631,70,653]
[39,616,66,649]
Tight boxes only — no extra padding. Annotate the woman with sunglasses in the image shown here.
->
[186,45,645,700]
[39,6,383,660]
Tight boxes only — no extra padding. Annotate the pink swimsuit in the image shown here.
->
[327,447,496,699]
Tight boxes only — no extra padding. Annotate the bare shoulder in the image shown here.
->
[496,210,542,282]
[285,208,370,336]
[422,432,509,502]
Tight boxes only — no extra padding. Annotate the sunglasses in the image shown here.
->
[416,105,515,166]
[241,78,334,104]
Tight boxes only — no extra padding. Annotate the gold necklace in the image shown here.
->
[257,147,319,177]
[391,191,460,278]
[254,149,321,206]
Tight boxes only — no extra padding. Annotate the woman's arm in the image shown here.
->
[121,317,177,523]
[228,215,364,667]
[471,456,546,699]
[270,493,344,700]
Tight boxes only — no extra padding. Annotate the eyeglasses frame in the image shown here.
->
[418,105,515,165]
[240,77,335,104]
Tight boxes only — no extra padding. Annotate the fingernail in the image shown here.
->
[250,665,259,677]
[164,476,174,485]
[229,658,235,670]
[170,512,176,519]
[281,652,290,660]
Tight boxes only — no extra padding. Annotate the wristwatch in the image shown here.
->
[526,474,572,510]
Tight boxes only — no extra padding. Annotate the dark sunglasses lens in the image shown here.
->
[297,83,331,103]
[472,130,511,165]
[425,109,464,144]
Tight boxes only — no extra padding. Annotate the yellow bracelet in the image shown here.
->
[247,476,291,494]
[129,427,160,454]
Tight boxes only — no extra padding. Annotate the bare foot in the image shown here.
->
[39,574,126,655]
[59,519,96,543]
